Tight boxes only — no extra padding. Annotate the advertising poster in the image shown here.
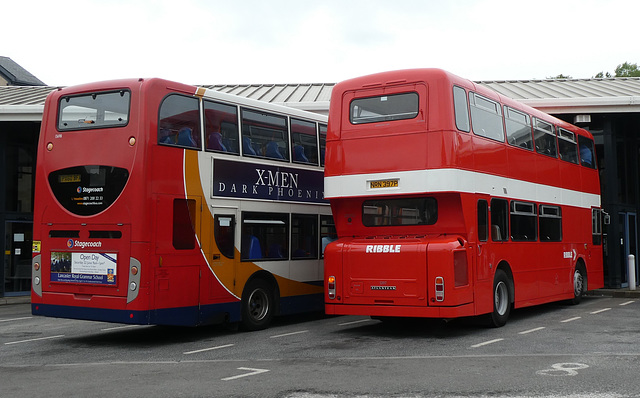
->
[50,251,117,285]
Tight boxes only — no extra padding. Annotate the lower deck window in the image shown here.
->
[539,205,562,242]
[510,201,537,241]
[241,212,289,261]
[362,197,437,226]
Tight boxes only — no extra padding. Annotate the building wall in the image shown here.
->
[555,113,640,288]
[1,121,38,296]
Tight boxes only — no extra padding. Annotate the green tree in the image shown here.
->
[614,62,640,77]
[547,74,572,79]
[594,71,612,78]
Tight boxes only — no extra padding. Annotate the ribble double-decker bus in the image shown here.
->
[324,69,604,326]
[31,78,333,330]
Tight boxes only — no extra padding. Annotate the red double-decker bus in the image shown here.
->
[324,69,604,326]
[31,78,333,330]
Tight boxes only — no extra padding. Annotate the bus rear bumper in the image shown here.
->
[32,301,242,326]
[325,302,476,319]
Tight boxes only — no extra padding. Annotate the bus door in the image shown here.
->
[201,206,238,303]
[475,198,492,282]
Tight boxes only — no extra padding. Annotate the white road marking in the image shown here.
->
[0,317,32,323]
[470,338,504,348]
[100,324,145,331]
[590,308,611,314]
[339,319,374,326]
[561,317,582,323]
[270,330,308,338]
[222,367,270,381]
[4,335,65,345]
[184,344,234,355]
[619,300,635,306]
[519,326,546,335]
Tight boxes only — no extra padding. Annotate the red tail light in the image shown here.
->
[328,276,336,299]
[435,276,444,302]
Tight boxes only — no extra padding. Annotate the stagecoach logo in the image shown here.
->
[66,239,103,249]
[213,158,327,204]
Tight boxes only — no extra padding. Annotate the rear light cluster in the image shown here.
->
[435,276,444,302]
[327,276,336,299]
[33,262,41,286]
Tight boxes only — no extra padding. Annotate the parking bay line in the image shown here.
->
[4,335,65,345]
[269,330,308,339]
[470,338,504,348]
[222,367,270,381]
[184,343,235,355]
[339,319,375,326]
[590,308,611,314]
[101,324,146,331]
[561,316,582,323]
[519,326,546,335]
[0,317,32,323]
[620,300,635,306]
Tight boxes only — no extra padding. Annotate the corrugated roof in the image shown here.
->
[477,77,640,100]
[0,85,56,105]
[2,78,640,116]
[201,83,334,104]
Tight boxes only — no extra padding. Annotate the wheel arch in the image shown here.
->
[244,270,281,315]
[575,257,588,293]
[496,260,515,304]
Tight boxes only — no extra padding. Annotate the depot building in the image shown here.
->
[2,56,640,297]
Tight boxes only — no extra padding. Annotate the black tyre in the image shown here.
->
[241,278,275,331]
[488,269,511,327]
[570,267,585,305]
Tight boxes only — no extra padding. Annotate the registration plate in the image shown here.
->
[370,179,399,189]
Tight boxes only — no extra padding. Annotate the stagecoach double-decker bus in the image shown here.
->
[324,69,604,326]
[31,78,333,330]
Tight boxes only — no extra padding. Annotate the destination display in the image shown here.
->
[50,251,117,285]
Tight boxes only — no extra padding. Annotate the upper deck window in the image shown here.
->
[578,135,596,169]
[453,86,470,132]
[350,92,419,125]
[469,92,505,142]
[290,118,318,165]
[557,128,578,164]
[158,94,201,149]
[505,106,533,150]
[204,100,239,154]
[533,118,557,158]
[241,108,289,161]
[58,90,130,131]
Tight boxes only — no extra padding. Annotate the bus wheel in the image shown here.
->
[571,267,585,305]
[241,278,275,331]
[488,269,511,327]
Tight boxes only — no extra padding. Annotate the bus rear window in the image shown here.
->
[350,92,419,124]
[58,90,130,131]
[362,197,437,226]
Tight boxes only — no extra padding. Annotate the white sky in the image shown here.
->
[3,0,640,86]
